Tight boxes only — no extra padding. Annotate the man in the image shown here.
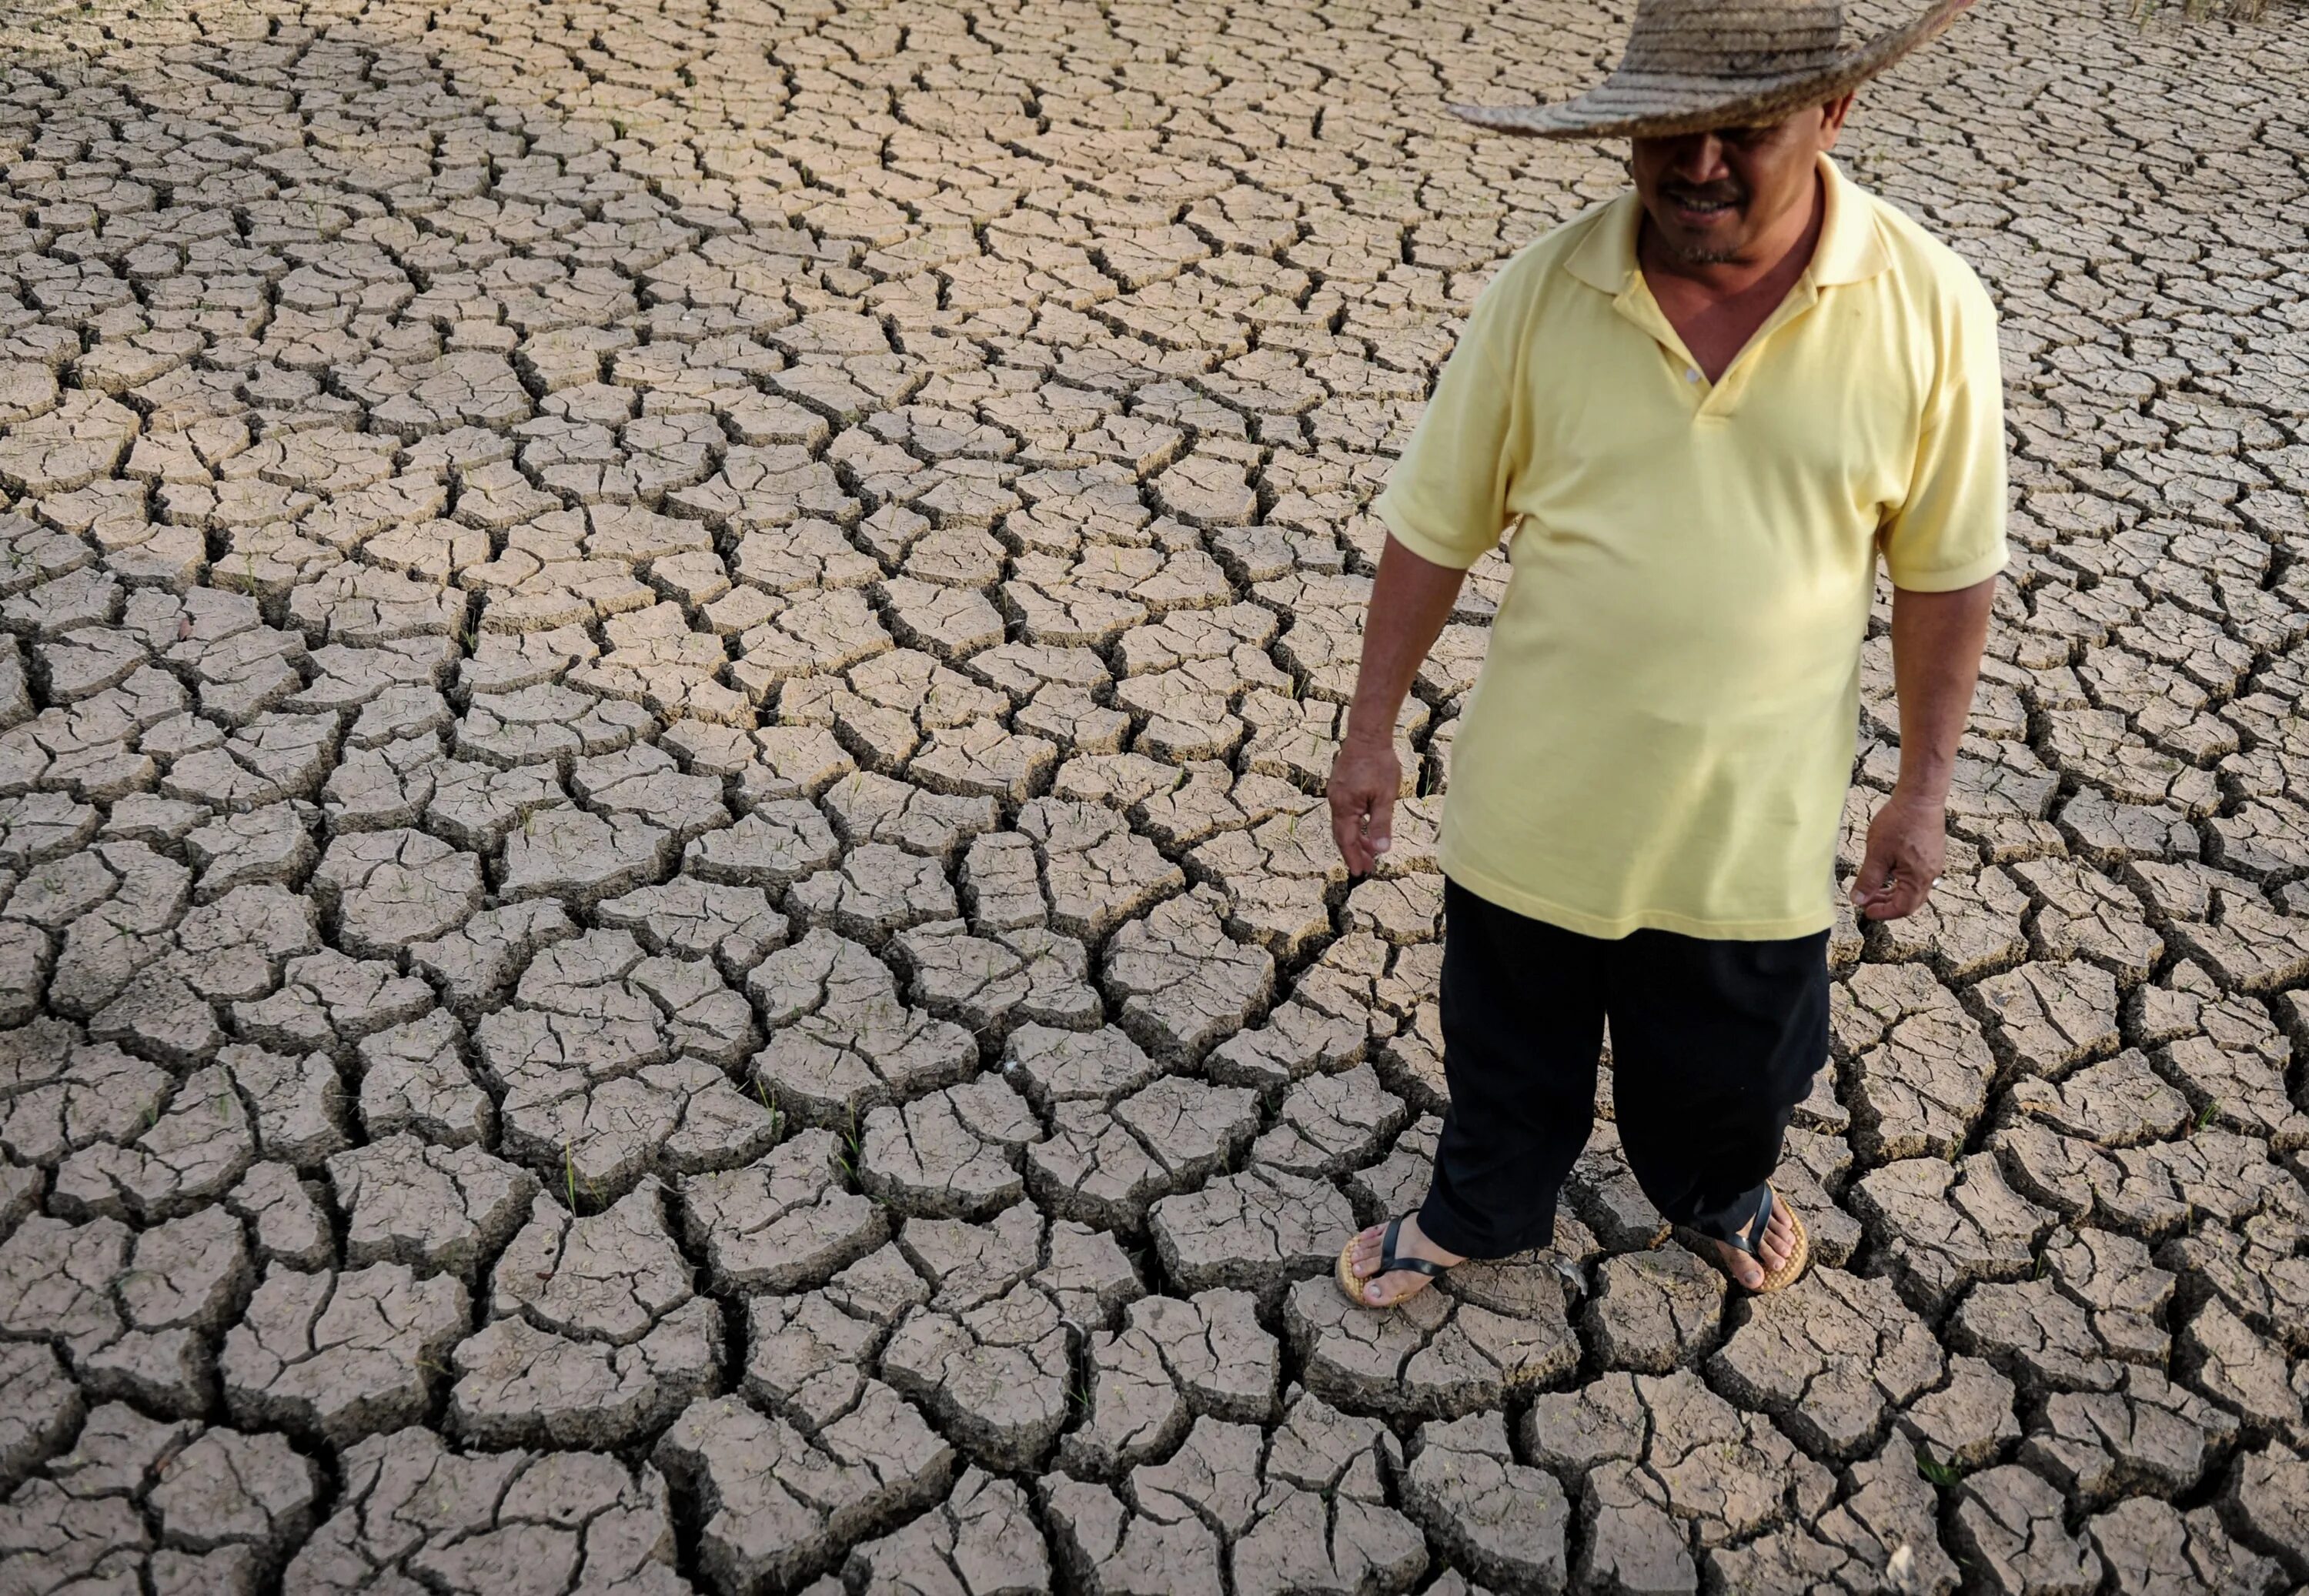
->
[1329,0,2002,1305]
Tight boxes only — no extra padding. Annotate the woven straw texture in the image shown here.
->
[1453,0,1971,139]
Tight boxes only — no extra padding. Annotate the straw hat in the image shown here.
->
[1452,0,1973,140]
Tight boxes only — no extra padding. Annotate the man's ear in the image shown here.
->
[1817,92,1858,149]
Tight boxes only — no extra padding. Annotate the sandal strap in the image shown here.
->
[1726,1186,1776,1259]
[1375,1214,1450,1280]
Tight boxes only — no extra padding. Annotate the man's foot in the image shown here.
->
[1711,1197,1798,1290]
[1343,1213,1465,1307]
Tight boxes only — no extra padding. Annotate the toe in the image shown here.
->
[1761,1210,1795,1272]
[1365,1270,1431,1307]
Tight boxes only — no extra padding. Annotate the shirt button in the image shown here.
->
[1686,367,1701,383]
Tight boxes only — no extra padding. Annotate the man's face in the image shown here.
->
[1631,96,1854,266]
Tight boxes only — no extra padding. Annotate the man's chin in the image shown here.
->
[1662,234,1743,267]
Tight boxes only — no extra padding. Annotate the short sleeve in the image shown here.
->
[1879,272,2009,592]
[1372,269,1528,572]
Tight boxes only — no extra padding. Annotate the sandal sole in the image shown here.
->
[1752,1186,1810,1294]
[1335,1227,1450,1311]
[1682,1184,1813,1294]
[1335,1235,1371,1307]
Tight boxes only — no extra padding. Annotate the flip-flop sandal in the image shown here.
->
[1335,1214,1452,1309]
[1717,1182,1809,1294]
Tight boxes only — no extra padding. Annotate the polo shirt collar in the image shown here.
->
[1563,153,1887,296]
[1810,156,1887,286]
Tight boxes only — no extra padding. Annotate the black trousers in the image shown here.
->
[1415,877,1829,1260]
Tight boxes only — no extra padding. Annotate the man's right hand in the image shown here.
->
[1326,532,1466,878]
[1328,734,1402,877]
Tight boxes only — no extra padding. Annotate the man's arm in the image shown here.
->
[1329,534,1467,876]
[1850,575,1997,920]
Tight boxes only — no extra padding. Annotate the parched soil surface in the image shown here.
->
[0,0,2305,1591]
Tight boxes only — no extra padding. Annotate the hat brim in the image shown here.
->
[1450,0,1970,139]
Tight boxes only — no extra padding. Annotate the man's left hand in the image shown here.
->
[1850,786,1946,920]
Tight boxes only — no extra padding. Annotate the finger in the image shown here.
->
[1365,800,1393,860]
[1853,872,1899,914]
[1849,821,1916,904]
[1856,870,1897,917]
[1328,790,1369,875]
[1863,870,1930,920]
[1847,854,1890,905]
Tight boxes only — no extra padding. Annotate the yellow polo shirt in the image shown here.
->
[1376,155,2007,940]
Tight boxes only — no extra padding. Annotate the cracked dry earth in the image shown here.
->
[0,0,2306,1592]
